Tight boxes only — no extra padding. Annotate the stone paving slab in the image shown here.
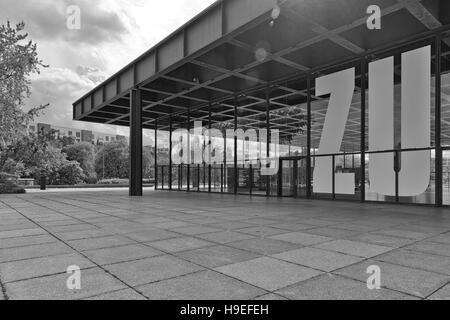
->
[46,224,98,234]
[404,241,450,257]
[137,270,267,300]
[215,257,323,291]
[39,219,86,227]
[235,226,291,237]
[254,293,288,300]
[428,234,450,245]
[5,268,127,300]
[314,240,394,258]
[55,229,117,241]
[0,228,47,239]
[270,231,334,246]
[196,231,255,244]
[346,233,416,248]
[371,228,433,241]
[206,221,257,230]
[268,223,317,232]
[304,227,363,239]
[374,249,450,275]
[0,253,95,283]
[176,245,260,268]
[227,238,302,255]
[335,260,450,298]
[67,235,136,252]
[124,229,180,243]
[83,244,164,266]
[1,190,450,300]
[0,234,58,250]
[146,237,214,253]
[0,242,74,264]
[83,289,147,300]
[275,274,418,300]
[169,225,224,236]
[104,256,204,287]
[272,247,363,272]
[0,223,37,232]
[428,284,450,300]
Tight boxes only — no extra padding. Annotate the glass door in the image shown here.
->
[444,148,450,205]
[279,157,310,198]
[279,159,295,197]
[297,157,308,198]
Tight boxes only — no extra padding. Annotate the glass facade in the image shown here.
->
[442,33,450,205]
[154,32,450,207]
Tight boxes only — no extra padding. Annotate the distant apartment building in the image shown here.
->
[27,123,127,145]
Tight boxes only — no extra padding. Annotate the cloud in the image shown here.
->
[75,66,107,84]
[0,0,129,45]
[1,0,216,139]
[26,67,128,135]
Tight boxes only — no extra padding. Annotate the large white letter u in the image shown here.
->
[369,45,431,197]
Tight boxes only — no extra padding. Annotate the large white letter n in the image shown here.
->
[369,46,431,197]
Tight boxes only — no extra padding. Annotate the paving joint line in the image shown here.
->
[0,198,149,300]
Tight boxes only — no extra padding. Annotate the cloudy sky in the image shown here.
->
[0,0,216,140]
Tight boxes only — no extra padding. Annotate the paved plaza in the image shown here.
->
[1,190,450,300]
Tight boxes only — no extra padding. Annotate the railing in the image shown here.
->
[155,146,440,205]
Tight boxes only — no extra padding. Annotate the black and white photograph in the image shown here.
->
[1,0,450,307]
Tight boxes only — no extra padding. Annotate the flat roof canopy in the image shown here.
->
[73,0,450,144]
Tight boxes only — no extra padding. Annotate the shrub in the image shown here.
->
[84,176,98,185]
[0,174,26,194]
[53,161,85,185]
[1,159,27,177]
[63,143,96,182]
[0,172,18,183]
[97,178,129,185]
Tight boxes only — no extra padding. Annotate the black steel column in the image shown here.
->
[223,116,226,193]
[435,35,443,207]
[234,96,238,194]
[187,108,191,192]
[154,119,158,190]
[129,88,143,197]
[249,164,253,195]
[332,155,336,200]
[266,87,271,197]
[306,75,312,198]
[198,164,201,192]
[278,159,283,197]
[208,103,212,193]
[360,58,367,203]
[293,159,298,198]
[221,163,224,193]
[169,115,173,191]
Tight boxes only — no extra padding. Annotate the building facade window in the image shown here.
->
[150,32,447,207]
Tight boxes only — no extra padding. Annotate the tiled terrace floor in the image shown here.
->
[1,190,450,300]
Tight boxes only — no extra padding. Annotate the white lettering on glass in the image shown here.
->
[314,68,355,195]
[369,45,431,197]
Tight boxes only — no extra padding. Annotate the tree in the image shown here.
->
[0,21,48,148]
[143,146,155,179]
[0,130,56,178]
[0,130,85,185]
[63,142,97,182]
[95,141,129,179]
[55,161,85,185]
[54,136,77,149]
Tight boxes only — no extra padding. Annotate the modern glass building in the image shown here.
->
[73,0,450,207]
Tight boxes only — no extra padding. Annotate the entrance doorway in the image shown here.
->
[443,148,450,205]
[279,157,309,198]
